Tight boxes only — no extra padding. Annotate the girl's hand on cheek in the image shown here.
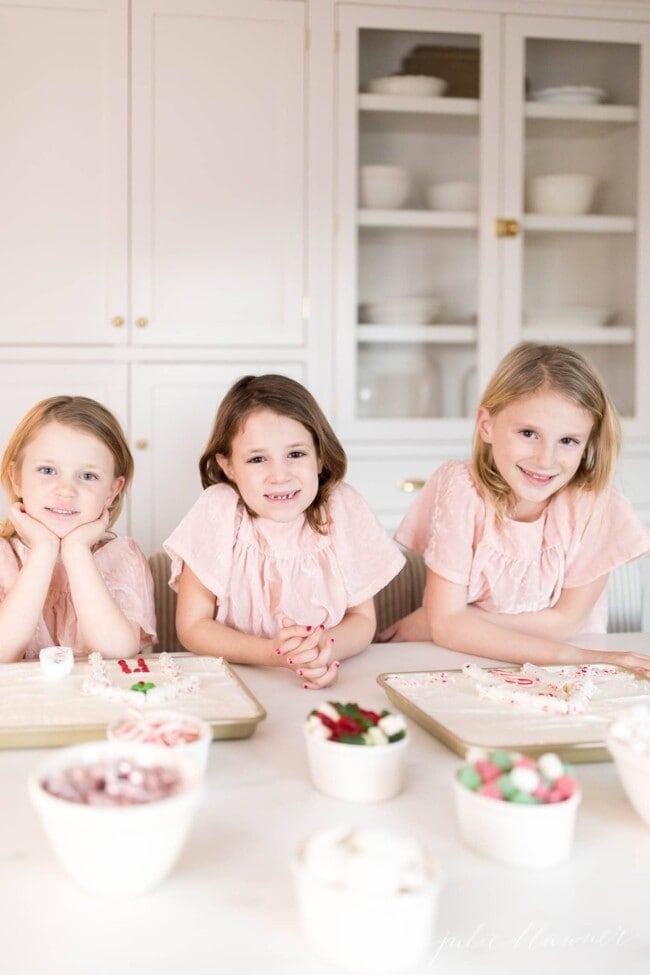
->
[6,502,60,556]
[61,507,110,555]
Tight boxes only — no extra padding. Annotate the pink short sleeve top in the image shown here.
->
[0,535,157,659]
[164,482,405,638]
[395,460,650,633]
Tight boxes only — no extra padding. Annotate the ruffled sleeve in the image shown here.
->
[94,536,157,649]
[562,488,650,588]
[328,483,405,605]
[395,460,484,586]
[163,484,239,597]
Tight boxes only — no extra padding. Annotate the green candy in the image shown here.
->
[458,766,482,790]
[496,773,517,800]
[490,749,513,772]
[511,789,541,805]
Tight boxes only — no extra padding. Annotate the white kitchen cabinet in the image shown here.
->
[129,361,305,554]
[0,0,128,346]
[335,3,650,444]
[131,0,306,346]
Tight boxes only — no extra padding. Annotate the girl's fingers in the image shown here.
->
[273,635,304,658]
[301,660,340,689]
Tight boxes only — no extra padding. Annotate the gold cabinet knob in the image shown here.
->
[134,439,148,450]
[111,315,124,327]
[398,478,425,493]
[135,317,148,328]
[495,218,520,238]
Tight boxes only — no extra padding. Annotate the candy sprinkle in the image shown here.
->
[457,750,578,805]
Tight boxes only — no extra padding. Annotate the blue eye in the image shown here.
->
[560,437,578,446]
[38,466,55,476]
[81,472,99,481]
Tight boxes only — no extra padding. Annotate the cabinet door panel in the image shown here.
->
[130,361,305,554]
[132,0,306,346]
[0,0,127,344]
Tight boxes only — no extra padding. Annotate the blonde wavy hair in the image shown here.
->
[200,374,347,535]
[472,343,621,520]
[1,396,133,539]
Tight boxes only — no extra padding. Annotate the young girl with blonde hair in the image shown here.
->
[381,343,650,673]
[165,374,404,689]
[0,396,155,662]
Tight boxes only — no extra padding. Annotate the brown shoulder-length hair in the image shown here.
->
[1,396,133,539]
[199,374,347,534]
[472,342,621,520]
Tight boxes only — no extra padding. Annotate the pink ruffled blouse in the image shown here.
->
[0,535,157,659]
[164,482,405,637]
[396,460,650,633]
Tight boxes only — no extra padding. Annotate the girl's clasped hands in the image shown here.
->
[273,617,339,689]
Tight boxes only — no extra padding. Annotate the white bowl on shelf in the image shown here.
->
[367,75,447,97]
[528,85,606,105]
[528,173,598,215]
[360,165,410,209]
[426,180,478,212]
[360,295,441,325]
[524,306,613,329]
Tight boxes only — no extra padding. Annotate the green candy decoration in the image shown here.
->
[490,749,513,772]
[496,773,517,800]
[511,789,541,805]
[131,681,155,695]
[458,766,482,790]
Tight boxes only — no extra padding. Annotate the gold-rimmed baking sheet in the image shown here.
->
[0,653,266,748]
[377,666,650,763]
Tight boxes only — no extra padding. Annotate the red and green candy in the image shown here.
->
[458,749,578,804]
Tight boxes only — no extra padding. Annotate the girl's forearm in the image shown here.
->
[0,549,56,661]
[64,549,140,659]
[428,608,597,667]
[326,605,376,661]
[467,604,583,641]
[176,616,278,666]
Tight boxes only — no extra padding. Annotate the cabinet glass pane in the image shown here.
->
[355,29,482,421]
[522,38,640,418]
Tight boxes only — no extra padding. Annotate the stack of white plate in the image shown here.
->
[524,306,613,329]
[367,75,447,97]
[528,85,606,105]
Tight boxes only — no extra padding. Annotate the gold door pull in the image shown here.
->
[398,478,425,493]
[134,439,148,450]
[495,218,520,238]
[111,315,124,327]
[135,317,149,328]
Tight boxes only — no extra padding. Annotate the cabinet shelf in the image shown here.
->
[358,94,479,116]
[523,214,636,234]
[359,210,478,229]
[522,325,634,345]
[357,324,477,343]
[525,102,638,124]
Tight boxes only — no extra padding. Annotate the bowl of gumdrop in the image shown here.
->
[453,749,581,868]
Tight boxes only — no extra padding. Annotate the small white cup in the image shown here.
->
[29,740,203,896]
[453,777,581,868]
[304,729,408,802]
[293,827,442,974]
[107,710,212,775]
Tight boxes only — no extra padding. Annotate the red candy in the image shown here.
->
[479,782,502,799]
[474,760,502,783]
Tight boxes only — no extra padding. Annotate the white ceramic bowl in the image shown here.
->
[359,165,410,209]
[304,729,408,802]
[360,295,441,325]
[607,733,650,830]
[528,174,598,215]
[107,710,213,774]
[426,180,478,212]
[453,777,581,868]
[368,75,447,97]
[293,826,442,974]
[524,305,612,328]
[29,740,203,896]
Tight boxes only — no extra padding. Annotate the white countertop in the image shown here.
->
[3,636,650,975]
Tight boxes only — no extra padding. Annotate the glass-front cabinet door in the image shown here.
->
[336,5,650,442]
[502,16,650,436]
[336,5,500,440]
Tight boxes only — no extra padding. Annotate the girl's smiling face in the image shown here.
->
[477,389,594,521]
[10,421,124,538]
[217,409,320,522]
